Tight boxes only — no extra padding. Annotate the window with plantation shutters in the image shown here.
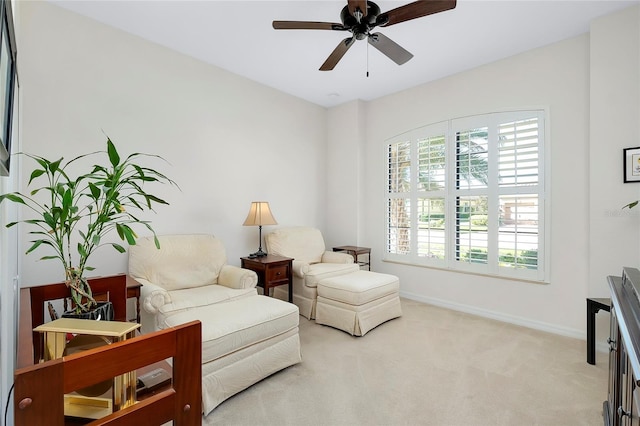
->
[384,110,547,282]
[387,141,411,255]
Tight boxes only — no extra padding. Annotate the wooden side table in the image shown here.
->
[241,255,293,303]
[333,245,371,270]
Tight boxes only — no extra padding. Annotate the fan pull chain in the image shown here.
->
[366,41,369,77]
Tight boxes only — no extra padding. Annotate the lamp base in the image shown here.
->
[250,248,268,258]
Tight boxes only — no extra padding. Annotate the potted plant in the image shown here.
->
[0,137,176,317]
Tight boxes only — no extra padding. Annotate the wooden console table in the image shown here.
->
[18,275,143,369]
[14,321,200,425]
[16,275,176,424]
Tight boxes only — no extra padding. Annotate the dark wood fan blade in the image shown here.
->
[379,0,456,27]
[273,21,347,30]
[348,0,368,18]
[320,37,356,71]
[368,33,413,65]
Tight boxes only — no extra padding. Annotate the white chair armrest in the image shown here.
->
[138,278,172,314]
[292,260,311,278]
[218,264,258,289]
[321,250,355,264]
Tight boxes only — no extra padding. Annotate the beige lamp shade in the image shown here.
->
[243,202,277,226]
[243,202,277,257]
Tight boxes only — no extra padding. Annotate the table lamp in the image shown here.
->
[243,201,277,257]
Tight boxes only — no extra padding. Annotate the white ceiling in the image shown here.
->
[50,0,639,108]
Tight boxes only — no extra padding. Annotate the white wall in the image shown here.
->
[359,33,592,337]
[17,1,327,287]
[589,6,640,349]
[339,5,639,340]
[325,100,366,248]
[589,8,640,294]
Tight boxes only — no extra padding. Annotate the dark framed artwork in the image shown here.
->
[0,0,17,177]
[624,147,640,183]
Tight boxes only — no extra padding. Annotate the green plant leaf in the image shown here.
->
[28,169,46,184]
[625,201,639,209]
[49,158,63,173]
[43,212,55,228]
[25,240,44,254]
[62,188,73,210]
[88,182,101,199]
[32,156,48,170]
[111,243,126,253]
[127,196,143,211]
[145,194,169,207]
[0,193,26,205]
[107,139,120,167]
[119,224,137,245]
[116,223,125,240]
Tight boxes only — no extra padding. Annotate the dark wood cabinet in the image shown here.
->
[606,268,640,426]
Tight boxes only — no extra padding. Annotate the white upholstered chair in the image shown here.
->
[265,227,360,319]
[128,234,301,415]
[128,234,258,335]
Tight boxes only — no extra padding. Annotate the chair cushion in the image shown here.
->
[163,295,299,364]
[129,234,227,291]
[317,271,399,306]
[265,227,326,263]
[303,263,361,288]
[159,285,257,314]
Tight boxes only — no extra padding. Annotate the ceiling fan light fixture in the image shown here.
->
[273,1,457,70]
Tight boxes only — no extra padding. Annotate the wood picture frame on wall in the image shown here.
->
[624,147,640,183]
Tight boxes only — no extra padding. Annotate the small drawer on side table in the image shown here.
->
[267,264,289,284]
[241,255,294,303]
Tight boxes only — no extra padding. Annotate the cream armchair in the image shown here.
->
[265,227,360,319]
[128,234,302,414]
[128,234,258,334]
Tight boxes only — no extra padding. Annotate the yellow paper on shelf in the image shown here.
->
[64,394,112,419]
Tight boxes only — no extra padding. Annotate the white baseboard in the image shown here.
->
[400,290,585,341]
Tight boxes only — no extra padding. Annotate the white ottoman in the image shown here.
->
[163,295,301,414]
[315,270,402,336]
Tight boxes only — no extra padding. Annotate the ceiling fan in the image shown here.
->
[272,0,457,71]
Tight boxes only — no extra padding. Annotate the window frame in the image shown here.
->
[384,110,549,283]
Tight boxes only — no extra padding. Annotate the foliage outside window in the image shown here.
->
[385,110,547,282]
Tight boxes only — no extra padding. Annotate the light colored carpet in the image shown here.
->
[203,298,608,426]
